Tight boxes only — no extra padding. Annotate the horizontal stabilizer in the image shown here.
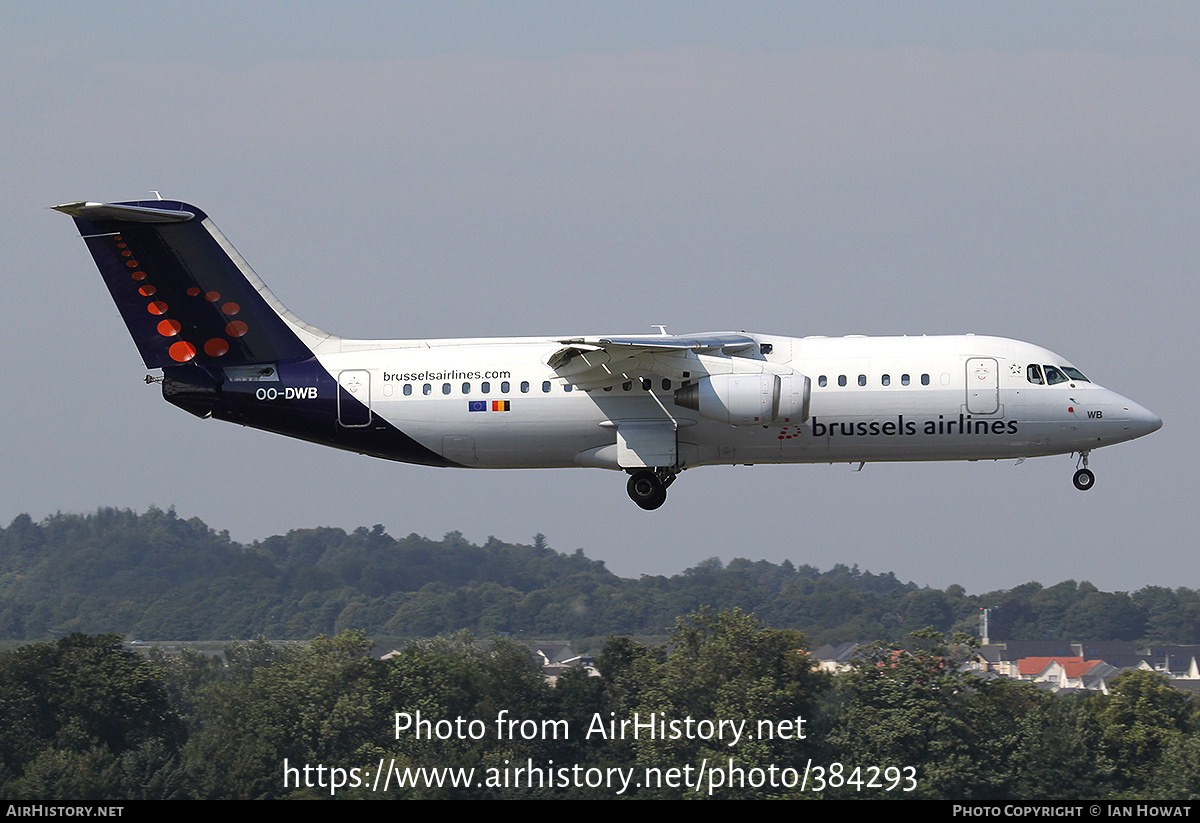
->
[52,201,195,223]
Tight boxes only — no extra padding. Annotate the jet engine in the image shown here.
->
[673,372,809,426]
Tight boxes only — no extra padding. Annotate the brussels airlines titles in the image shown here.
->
[811,416,1020,438]
[55,199,1161,510]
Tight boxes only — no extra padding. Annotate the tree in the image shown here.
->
[183,630,386,798]
[825,629,1009,799]
[1005,692,1113,799]
[1091,670,1197,793]
[1148,732,1200,799]
[0,634,183,799]
[624,608,828,798]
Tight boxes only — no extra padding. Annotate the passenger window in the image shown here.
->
[858,375,866,387]
[1027,364,1044,385]
[838,375,847,387]
[921,374,930,386]
[564,384,573,392]
[500,381,509,393]
[542,381,551,393]
[403,384,413,396]
[442,383,451,395]
[422,383,431,395]
[881,374,890,386]
[521,381,529,393]
[481,382,490,394]
[901,374,910,386]
[640,377,651,391]
[623,381,632,392]
[818,375,827,387]
[603,386,613,392]
[462,382,471,394]
[662,378,671,391]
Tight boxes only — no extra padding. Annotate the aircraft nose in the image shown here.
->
[1125,400,1162,440]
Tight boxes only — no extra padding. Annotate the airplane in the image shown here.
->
[55,198,1162,510]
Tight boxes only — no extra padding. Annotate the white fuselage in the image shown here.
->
[308,332,1159,471]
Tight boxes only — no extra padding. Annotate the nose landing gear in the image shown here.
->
[1072,451,1095,491]
[627,467,678,510]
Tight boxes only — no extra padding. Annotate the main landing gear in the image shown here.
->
[626,468,678,510]
[1072,451,1095,491]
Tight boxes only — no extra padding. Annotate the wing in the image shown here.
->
[546,332,758,390]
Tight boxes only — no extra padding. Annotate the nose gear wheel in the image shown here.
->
[1072,451,1095,491]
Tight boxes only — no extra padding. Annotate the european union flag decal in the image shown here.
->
[468,400,487,412]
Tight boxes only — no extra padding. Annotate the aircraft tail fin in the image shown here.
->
[55,200,321,369]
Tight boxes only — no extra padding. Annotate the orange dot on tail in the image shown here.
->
[131,271,147,281]
[139,285,156,296]
[205,291,220,302]
[204,338,229,357]
[225,320,249,337]
[168,341,196,362]
[157,319,182,337]
[147,301,168,315]
[186,287,201,296]
[126,260,139,268]
[221,302,240,315]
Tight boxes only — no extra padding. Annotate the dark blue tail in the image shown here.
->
[55,200,314,369]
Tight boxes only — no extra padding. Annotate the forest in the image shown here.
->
[3,508,1199,799]
[2,618,1198,799]
[0,508,1196,648]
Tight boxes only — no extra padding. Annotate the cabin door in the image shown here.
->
[965,358,999,414]
[337,369,372,427]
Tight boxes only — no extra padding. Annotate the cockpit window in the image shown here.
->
[1043,365,1068,385]
[1061,367,1090,382]
[1026,364,1044,385]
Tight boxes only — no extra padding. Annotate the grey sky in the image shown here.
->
[2,3,1195,593]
